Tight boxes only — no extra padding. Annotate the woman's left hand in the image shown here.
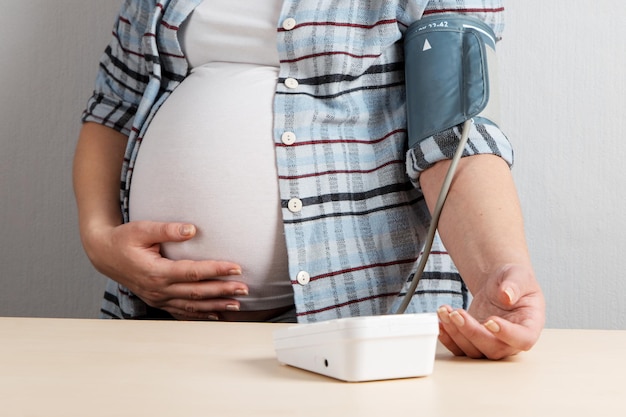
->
[437,264,545,360]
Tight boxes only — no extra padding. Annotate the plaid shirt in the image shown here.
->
[83,0,513,321]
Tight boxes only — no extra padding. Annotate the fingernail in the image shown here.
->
[485,320,501,333]
[450,311,465,327]
[234,288,248,296]
[180,224,195,236]
[229,269,242,276]
[437,307,451,324]
[226,304,240,312]
[504,287,515,304]
[207,314,219,321]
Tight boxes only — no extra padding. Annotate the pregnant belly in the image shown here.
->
[128,63,293,311]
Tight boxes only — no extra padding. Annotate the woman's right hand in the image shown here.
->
[82,221,247,320]
[73,124,246,320]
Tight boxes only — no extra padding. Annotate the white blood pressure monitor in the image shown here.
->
[273,313,439,382]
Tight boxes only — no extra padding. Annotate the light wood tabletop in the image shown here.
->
[1,317,624,416]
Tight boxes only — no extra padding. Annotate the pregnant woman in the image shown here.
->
[73,0,544,359]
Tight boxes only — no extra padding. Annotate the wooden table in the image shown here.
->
[1,317,624,416]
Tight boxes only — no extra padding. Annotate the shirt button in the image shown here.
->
[281,131,297,145]
[287,198,303,213]
[284,78,299,89]
[282,18,297,31]
[296,271,311,286]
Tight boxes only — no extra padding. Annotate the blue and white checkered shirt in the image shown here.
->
[83,0,513,322]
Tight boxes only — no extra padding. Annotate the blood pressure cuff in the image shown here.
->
[404,15,501,149]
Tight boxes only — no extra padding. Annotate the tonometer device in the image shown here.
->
[273,15,501,382]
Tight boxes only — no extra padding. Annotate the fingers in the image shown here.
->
[162,279,249,306]
[437,306,540,360]
[437,322,466,357]
[164,295,243,321]
[438,307,491,359]
[129,221,199,245]
[146,259,246,316]
[142,262,248,310]
[161,258,243,284]
[494,264,542,307]
[146,278,250,319]
[482,315,541,353]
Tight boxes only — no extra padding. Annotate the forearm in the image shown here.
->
[72,122,128,257]
[419,154,533,293]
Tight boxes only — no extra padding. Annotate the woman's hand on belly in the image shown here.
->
[84,220,248,320]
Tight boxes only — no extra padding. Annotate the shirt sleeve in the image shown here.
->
[422,0,505,39]
[81,0,153,137]
[406,122,514,184]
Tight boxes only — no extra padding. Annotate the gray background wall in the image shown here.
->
[1,1,625,328]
